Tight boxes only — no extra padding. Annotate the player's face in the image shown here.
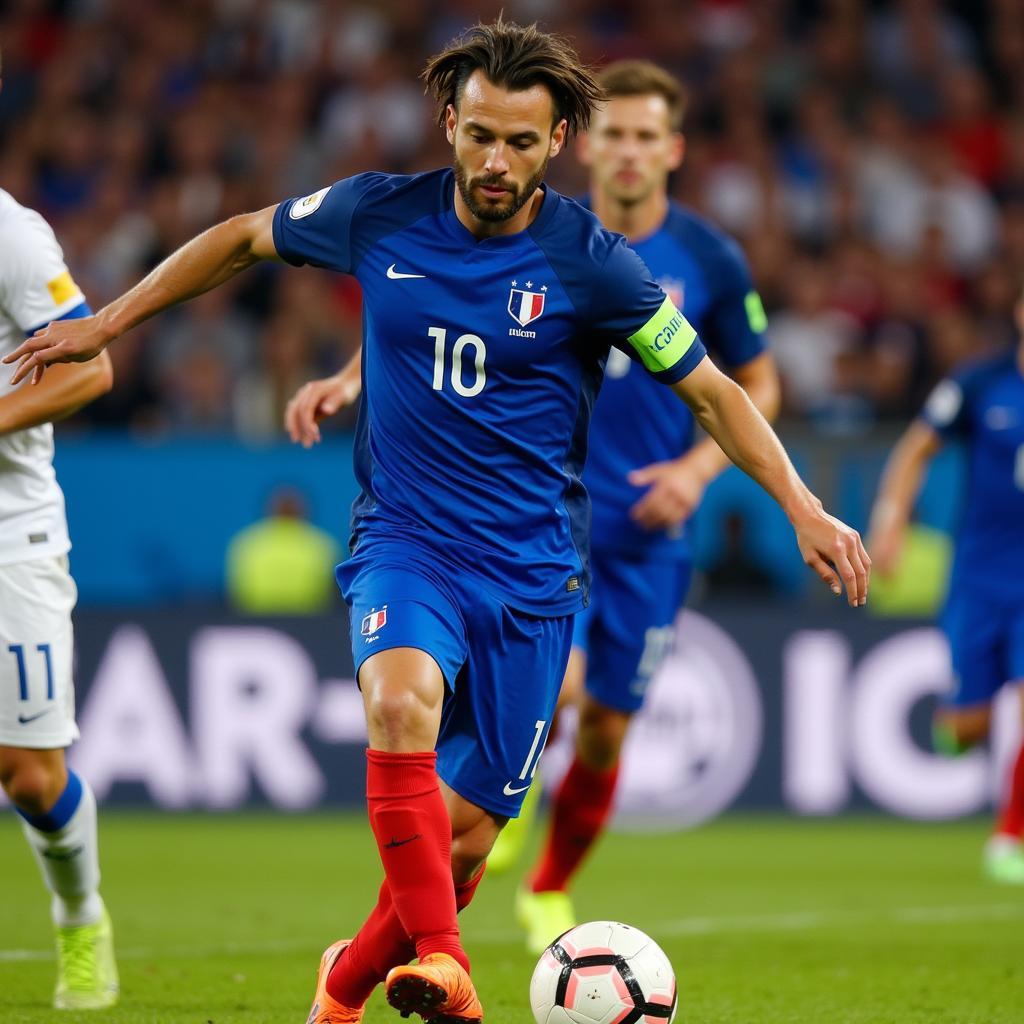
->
[447,70,567,224]
[580,94,683,207]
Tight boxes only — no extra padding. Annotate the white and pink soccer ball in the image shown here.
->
[530,920,677,1024]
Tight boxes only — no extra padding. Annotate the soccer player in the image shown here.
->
[0,51,118,1010]
[505,59,780,953]
[8,20,868,1024]
[868,290,1024,885]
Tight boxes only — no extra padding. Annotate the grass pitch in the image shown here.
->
[1,813,1021,1023]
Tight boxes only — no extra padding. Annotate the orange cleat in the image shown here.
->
[385,952,483,1023]
[305,939,364,1024]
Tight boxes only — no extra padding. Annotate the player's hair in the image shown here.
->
[598,60,687,132]
[422,16,602,137]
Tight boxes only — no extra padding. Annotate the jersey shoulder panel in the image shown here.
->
[0,190,86,333]
[663,202,767,366]
[273,169,450,274]
[920,350,1015,439]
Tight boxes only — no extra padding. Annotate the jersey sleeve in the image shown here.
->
[272,174,385,273]
[591,236,707,384]
[919,370,976,440]
[701,236,768,368]
[0,209,88,334]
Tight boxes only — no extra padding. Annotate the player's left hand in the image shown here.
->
[627,457,706,532]
[792,501,871,607]
[4,315,112,386]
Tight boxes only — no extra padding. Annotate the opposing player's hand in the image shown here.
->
[627,457,706,532]
[792,501,871,607]
[4,316,112,386]
[285,373,361,448]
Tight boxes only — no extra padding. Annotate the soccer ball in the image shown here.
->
[529,920,677,1024]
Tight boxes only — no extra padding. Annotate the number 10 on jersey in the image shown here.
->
[429,327,487,397]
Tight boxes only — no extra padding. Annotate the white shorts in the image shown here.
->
[0,556,78,748]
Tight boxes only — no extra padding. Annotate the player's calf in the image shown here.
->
[932,707,990,756]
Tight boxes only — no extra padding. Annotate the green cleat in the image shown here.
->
[54,907,119,1010]
[516,887,577,955]
[488,776,543,875]
[984,836,1024,885]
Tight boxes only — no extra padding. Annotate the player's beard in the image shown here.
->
[454,154,550,223]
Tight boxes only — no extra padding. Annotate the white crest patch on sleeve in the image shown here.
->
[289,186,331,220]
[924,379,962,427]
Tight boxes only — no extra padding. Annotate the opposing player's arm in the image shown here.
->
[5,206,281,384]
[285,345,364,448]
[628,351,780,529]
[867,420,943,577]
[0,353,112,435]
[672,356,869,606]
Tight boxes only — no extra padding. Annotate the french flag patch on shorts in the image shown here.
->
[361,608,388,635]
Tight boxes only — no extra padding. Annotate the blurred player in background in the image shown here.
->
[504,59,781,953]
[8,19,868,1024]
[868,287,1024,885]
[0,49,119,1010]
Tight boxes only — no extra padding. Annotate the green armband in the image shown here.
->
[745,291,768,333]
[626,296,697,374]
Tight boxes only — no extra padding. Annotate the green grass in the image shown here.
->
[1,813,1021,1023]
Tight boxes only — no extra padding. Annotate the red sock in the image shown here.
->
[530,755,620,893]
[997,740,1024,839]
[327,859,488,1005]
[365,750,467,969]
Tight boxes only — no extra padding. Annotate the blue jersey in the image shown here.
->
[583,201,768,557]
[920,350,1024,600]
[273,170,707,616]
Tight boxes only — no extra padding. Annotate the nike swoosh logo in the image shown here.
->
[386,264,426,280]
[503,781,531,796]
[18,707,53,724]
[385,833,422,849]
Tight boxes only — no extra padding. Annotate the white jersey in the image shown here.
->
[0,189,87,566]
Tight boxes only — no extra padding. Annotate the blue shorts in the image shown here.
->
[573,550,692,714]
[941,591,1024,709]
[337,538,573,818]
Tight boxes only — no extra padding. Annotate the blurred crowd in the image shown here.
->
[1,0,1023,438]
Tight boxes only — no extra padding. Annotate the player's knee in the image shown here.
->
[933,710,989,753]
[364,684,441,748]
[0,759,66,816]
[577,704,630,771]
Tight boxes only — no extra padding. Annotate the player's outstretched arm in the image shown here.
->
[867,420,942,577]
[5,207,281,386]
[673,357,869,606]
[629,352,780,530]
[285,346,363,449]
[0,351,113,434]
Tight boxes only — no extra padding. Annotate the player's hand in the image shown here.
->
[285,373,361,448]
[627,457,706,532]
[4,315,112,386]
[792,501,871,607]
[866,523,904,579]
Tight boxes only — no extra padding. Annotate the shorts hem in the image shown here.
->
[436,764,525,820]
[0,731,76,749]
[353,639,457,692]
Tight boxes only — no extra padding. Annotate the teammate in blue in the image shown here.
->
[504,60,781,953]
[868,291,1024,885]
[8,20,868,1024]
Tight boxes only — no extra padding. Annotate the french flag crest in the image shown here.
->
[361,608,387,635]
[508,287,545,327]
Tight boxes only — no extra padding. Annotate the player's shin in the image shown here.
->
[365,749,469,971]
[17,770,103,927]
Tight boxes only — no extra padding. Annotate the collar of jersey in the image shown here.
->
[441,173,560,249]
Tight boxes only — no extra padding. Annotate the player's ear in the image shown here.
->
[445,104,458,145]
[549,118,567,158]
[667,132,685,172]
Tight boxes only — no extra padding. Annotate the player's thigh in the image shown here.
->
[937,593,1004,740]
[1005,603,1024,699]
[436,594,573,821]
[584,555,692,714]
[576,688,632,770]
[0,556,78,753]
